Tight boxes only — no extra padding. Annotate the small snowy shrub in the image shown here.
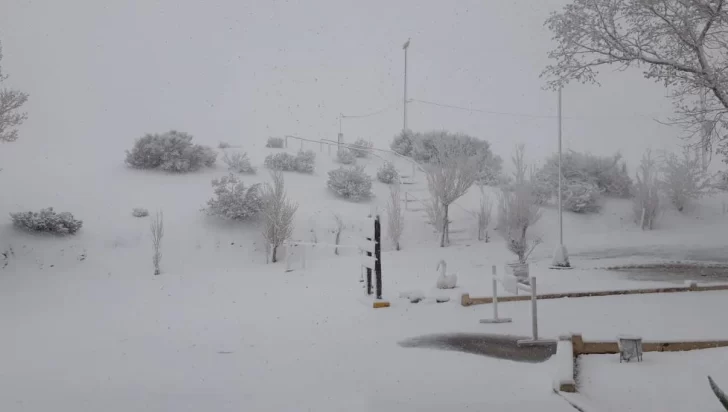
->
[294,150,316,173]
[125,130,216,172]
[150,211,164,276]
[351,138,373,158]
[206,174,263,220]
[390,130,414,156]
[11,208,83,235]
[132,208,149,218]
[562,180,601,213]
[223,151,256,174]
[264,152,296,171]
[659,150,711,212]
[336,148,356,165]
[537,150,632,199]
[327,165,373,200]
[266,137,284,148]
[377,161,399,184]
[218,141,232,149]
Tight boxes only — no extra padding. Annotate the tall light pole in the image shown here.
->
[552,87,571,268]
[402,38,410,132]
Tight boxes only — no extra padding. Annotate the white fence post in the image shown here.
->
[479,265,512,324]
[516,276,557,347]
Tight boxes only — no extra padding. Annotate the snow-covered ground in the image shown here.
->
[2,140,728,411]
[578,348,728,412]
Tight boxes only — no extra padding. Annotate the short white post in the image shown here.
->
[479,265,512,324]
[531,276,538,340]
[285,243,291,272]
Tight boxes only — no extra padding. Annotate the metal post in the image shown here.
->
[374,215,382,299]
[531,276,538,340]
[366,236,373,295]
[558,88,563,246]
[402,38,410,132]
[479,265,512,324]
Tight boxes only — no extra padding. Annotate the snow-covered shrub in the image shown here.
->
[132,208,149,218]
[633,149,660,230]
[537,150,632,199]
[351,138,373,158]
[125,130,216,173]
[11,207,83,235]
[336,148,356,165]
[327,165,373,200]
[218,141,232,149]
[266,137,284,148]
[390,130,414,156]
[206,174,263,220]
[223,151,256,174]
[659,149,711,212]
[294,150,316,173]
[474,190,493,242]
[377,161,399,184]
[562,180,601,213]
[386,184,404,250]
[424,197,446,233]
[264,152,296,171]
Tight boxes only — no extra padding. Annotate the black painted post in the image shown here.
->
[366,235,373,295]
[374,215,382,299]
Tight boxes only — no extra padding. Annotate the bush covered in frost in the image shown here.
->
[218,141,232,149]
[336,148,356,165]
[206,174,263,220]
[11,208,83,235]
[390,130,414,156]
[537,150,632,198]
[327,165,373,200]
[351,138,373,158]
[562,180,601,213]
[264,151,315,173]
[132,208,149,218]
[223,151,256,174]
[294,150,316,173]
[125,130,216,173]
[377,161,399,184]
[266,137,284,148]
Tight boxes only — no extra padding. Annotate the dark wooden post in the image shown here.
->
[366,235,373,295]
[375,215,382,299]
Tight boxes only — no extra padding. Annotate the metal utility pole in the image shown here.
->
[402,38,410,132]
[551,87,571,269]
[558,87,563,246]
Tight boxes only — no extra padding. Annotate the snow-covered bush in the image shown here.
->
[336,148,356,165]
[386,184,404,250]
[633,149,660,230]
[377,161,399,184]
[266,137,284,148]
[206,174,263,220]
[474,190,492,242]
[562,180,601,213]
[218,141,232,149]
[660,149,711,212]
[537,150,632,199]
[125,130,216,173]
[223,151,256,174]
[390,130,414,156]
[294,150,316,173]
[264,152,296,171]
[132,208,149,218]
[351,138,373,158]
[327,165,373,201]
[10,207,83,235]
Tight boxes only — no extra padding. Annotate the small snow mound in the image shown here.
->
[399,289,426,303]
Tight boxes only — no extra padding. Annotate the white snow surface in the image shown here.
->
[578,348,728,412]
[2,141,728,411]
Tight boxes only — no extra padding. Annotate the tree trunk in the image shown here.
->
[272,244,278,263]
[441,204,450,247]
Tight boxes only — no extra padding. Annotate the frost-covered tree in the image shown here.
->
[377,161,399,184]
[327,165,373,201]
[386,183,404,250]
[125,131,216,172]
[261,171,298,263]
[474,189,493,242]
[424,138,478,247]
[660,149,711,211]
[498,145,543,263]
[543,0,728,151]
[0,41,29,143]
[424,196,446,234]
[206,174,263,220]
[390,130,414,156]
[336,148,356,165]
[634,149,660,230]
[266,137,284,148]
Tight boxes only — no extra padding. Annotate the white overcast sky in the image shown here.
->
[1,0,689,169]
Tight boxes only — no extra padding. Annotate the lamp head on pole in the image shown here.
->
[403,38,410,50]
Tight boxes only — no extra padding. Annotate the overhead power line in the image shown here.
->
[341,103,398,119]
[410,98,560,119]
